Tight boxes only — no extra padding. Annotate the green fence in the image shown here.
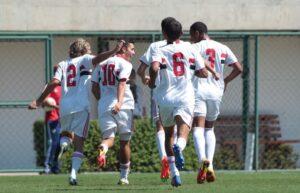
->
[0,31,299,172]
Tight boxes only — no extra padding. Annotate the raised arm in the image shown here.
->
[91,82,100,100]
[92,40,125,66]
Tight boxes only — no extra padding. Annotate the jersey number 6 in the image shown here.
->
[173,52,185,76]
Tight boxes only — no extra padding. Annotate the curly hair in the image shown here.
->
[69,38,91,58]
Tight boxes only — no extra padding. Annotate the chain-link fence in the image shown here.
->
[0,32,299,171]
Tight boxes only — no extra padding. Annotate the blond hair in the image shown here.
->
[69,38,91,58]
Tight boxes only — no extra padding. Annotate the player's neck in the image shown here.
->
[167,39,180,44]
[116,54,129,61]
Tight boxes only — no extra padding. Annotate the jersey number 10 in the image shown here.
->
[102,64,116,86]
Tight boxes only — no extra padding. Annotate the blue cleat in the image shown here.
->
[171,175,182,187]
[173,144,184,170]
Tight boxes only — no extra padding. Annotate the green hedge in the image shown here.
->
[33,119,298,172]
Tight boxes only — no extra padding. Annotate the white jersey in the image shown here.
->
[152,40,205,107]
[91,55,134,114]
[54,54,94,116]
[140,40,167,90]
[192,39,238,101]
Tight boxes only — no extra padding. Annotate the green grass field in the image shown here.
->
[0,171,299,193]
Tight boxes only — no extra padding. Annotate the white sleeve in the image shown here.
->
[53,63,63,82]
[151,47,162,64]
[225,46,238,65]
[118,62,132,81]
[192,47,205,70]
[91,66,100,83]
[139,43,156,66]
[83,54,95,69]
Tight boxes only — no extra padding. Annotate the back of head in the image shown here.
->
[161,17,176,32]
[69,38,91,58]
[164,20,183,42]
[190,22,208,34]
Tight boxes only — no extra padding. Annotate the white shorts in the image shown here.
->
[194,99,221,121]
[159,105,194,128]
[99,109,133,140]
[60,110,90,138]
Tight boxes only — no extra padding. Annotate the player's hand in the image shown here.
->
[114,40,126,53]
[142,75,150,85]
[28,100,41,110]
[111,102,122,115]
[212,72,221,80]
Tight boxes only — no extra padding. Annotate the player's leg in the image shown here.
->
[193,100,210,183]
[117,110,133,185]
[49,120,61,174]
[155,119,170,181]
[173,106,194,170]
[44,122,52,174]
[97,111,117,168]
[158,106,181,187]
[58,114,74,160]
[69,110,90,185]
[164,125,181,187]
[204,100,221,182]
[153,101,170,181]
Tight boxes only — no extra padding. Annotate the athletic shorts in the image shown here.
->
[159,105,194,128]
[194,99,221,121]
[99,109,133,139]
[60,110,90,138]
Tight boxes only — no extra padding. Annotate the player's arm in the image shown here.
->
[112,80,126,114]
[92,40,125,66]
[204,60,220,80]
[137,62,150,85]
[91,81,100,100]
[224,62,243,91]
[148,61,160,89]
[28,78,60,109]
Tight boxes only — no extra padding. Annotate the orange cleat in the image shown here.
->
[160,156,170,181]
[197,159,210,184]
[206,168,216,182]
[97,148,106,168]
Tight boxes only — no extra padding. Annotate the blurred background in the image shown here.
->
[0,0,299,172]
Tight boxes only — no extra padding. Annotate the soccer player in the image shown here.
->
[190,21,243,183]
[28,38,124,185]
[137,17,175,181]
[42,65,61,174]
[91,41,135,185]
[149,20,208,187]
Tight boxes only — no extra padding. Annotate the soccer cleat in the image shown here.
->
[97,147,106,168]
[118,178,129,185]
[197,159,210,184]
[206,168,216,182]
[160,156,170,181]
[69,177,78,186]
[173,144,184,170]
[58,142,68,160]
[171,175,182,187]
